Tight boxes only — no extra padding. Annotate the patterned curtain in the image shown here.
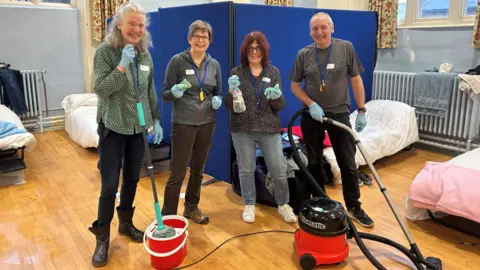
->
[368,0,398,49]
[264,0,293,6]
[92,0,128,42]
[472,1,480,48]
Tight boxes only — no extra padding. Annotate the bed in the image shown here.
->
[61,93,99,148]
[406,146,480,232]
[324,99,419,184]
[0,104,37,152]
[0,104,37,184]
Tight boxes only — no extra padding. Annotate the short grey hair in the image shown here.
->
[105,2,152,53]
[187,20,213,42]
[310,12,334,26]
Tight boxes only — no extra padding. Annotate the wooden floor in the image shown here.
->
[1,130,479,270]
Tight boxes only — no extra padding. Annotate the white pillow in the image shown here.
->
[61,93,99,113]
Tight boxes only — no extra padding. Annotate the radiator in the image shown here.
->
[20,70,47,133]
[372,70,480,152]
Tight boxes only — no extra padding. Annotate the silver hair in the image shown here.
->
[104,2,152,53]
[187,20,213,42]
[310,12,334,26]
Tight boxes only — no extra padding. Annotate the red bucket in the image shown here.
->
[143,215,189,270]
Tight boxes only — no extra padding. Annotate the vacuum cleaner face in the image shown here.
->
[295,197,349,269]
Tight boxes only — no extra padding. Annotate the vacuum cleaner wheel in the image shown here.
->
[426,257,442,270]
[299,254,316,270]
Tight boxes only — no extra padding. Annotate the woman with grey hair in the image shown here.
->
[161,20,222,224]
[88,2,162,267]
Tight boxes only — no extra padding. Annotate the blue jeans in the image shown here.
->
[231,132,289,205]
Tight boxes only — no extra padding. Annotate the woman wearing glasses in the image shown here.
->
[161,20,222,224]
[225,31,296,224]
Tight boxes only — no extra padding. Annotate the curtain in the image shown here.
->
[264,0,293,6]
[472,1,480,48]
[92,0,128,42]
[368,0,398,49]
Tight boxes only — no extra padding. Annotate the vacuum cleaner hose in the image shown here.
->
[287,108,426,270]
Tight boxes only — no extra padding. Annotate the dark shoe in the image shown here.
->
[88,221,110,267]
[347,206,374,228]
[183,207,209,224]
[116,206,144,243]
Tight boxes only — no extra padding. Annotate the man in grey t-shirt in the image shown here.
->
[289,12,373,228]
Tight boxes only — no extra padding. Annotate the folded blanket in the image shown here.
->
[0,120,26,139]
[458,74,480,102]
[413,72,456,117]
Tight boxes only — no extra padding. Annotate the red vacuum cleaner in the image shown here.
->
[287,108,443,270]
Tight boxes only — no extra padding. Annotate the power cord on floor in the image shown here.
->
[173,229,296,269]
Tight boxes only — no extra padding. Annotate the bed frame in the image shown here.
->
[0,146,26,174]
[428,210,480,239]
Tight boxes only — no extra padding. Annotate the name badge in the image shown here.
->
[326,63,335,69]
[186,69,195,75]
[140,65,150,71]
[262,77,271,83]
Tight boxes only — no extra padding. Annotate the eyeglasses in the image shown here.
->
[193,35,209,41]
[248,46,261,53]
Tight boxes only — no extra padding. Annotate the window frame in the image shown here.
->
[0,0,76,8]
[398,0,476,28]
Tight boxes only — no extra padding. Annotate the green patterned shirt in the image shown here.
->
[93,42,160,135]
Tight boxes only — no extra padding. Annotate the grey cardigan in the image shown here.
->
[162,48,222,125]
[225,64,286,133]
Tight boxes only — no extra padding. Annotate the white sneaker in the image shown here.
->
[278,204,297,223]
[242,205,255,223]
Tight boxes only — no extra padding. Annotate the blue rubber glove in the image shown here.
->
[119,44,135,69]
[212,96,222,110]
[153,119,163,144]
[171,79,192,98]
[355,113,367,132]
[308,102,325,122]
[264,83,282,100]
[228,75,240,90]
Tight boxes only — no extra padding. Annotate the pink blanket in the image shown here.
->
[408,161,480,224]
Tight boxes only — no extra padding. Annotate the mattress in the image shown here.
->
[406,147,480,223]
[0,105,36,152]
[325,100,419,184]
[65,106,99,148]
[62,93,99,148]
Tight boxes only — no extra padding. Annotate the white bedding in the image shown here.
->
[62,94,99,148]
[0,105,37,151]
[325,100,419,184]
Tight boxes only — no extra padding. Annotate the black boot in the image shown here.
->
[116,206,144,243]
[88,221,110,267]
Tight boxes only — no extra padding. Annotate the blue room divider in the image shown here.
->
[155,2,233,184]
[151,2,377,184]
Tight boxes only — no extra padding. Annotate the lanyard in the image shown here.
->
[315,44,332,91]
[191,61,209,101]
[249,67,264,107]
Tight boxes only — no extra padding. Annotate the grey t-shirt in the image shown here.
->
[289,38,364,113]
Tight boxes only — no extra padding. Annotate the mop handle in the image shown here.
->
[133,57,165,231]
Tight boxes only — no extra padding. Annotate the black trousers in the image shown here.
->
[300,112,360,209]
[162,123,215,215]
[96,122,145,225]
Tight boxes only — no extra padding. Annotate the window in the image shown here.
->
[399,0,477,28]
[0,0,74,7]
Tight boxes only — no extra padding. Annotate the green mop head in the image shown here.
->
[152,203,176,238]
[153,224,176,238]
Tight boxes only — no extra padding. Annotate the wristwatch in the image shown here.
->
[358,107,366,113]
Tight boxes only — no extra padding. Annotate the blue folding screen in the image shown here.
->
[155,2,232,183]
[151,2,377,183]
[234,4,377,128]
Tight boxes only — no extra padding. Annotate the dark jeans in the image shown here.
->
[162,123,215,215]
[300,112,360,209]
[96,122,145,225]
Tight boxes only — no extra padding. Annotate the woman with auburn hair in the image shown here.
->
[225,31,296,223]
